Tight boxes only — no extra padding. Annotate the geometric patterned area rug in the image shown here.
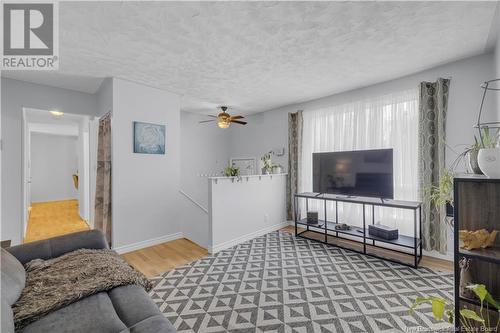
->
[150,231,453,332]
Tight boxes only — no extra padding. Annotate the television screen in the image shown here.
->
[312,149,394,199]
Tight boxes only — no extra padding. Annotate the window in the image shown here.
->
[300,88,419,236]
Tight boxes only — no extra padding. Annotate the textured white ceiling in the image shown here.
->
[2,1,498,114]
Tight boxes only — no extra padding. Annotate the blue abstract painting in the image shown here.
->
[133,121,166,154]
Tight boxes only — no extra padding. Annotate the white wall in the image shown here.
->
[111,78,182,250]
[30,133,78,202]
[178,111,230,248]
[229,53,496,174]
[227,53,495,259]
[495,13,500,119]
[1,78,97,245]
[96,78,113,117]
[228,110,288,173]
[209,174,287,253]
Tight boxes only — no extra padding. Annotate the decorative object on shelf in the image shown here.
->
[271,164,283,174]
[335,223,351,231]
[476,127,500,178]
[410,284,500,331]
[478,147,500,178]
[306,211,318,224]
[466,139,482,175]
[261,151,273,174]
[72,174,79,189]
[230,158,256,175]
[458,258,475,300]
[474,79,500,178]
[458,229,498,250]
[133,121,165,154]
[368,224,398,240]
[223,166,240,177]
[199,106,247,129]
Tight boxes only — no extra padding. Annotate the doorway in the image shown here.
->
[22,108,96,243]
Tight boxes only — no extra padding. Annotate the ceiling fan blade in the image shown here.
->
[199,120,216,123]
[231,120,247,125]
[230,115,245,120]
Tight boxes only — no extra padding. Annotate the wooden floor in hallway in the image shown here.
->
[24,200,90,243]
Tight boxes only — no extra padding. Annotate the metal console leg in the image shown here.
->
[414,208,418,268]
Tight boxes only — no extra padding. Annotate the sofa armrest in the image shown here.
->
[6,230,109,265]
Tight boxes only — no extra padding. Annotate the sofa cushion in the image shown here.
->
[108,285,162,327]
[1,298,15,333]
[1,248,26,306]
[19,292,127,333]
[128,315,177,333]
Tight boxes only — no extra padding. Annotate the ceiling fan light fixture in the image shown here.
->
[217,113,231,129]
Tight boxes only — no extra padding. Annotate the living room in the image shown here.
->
[1,1,500,332]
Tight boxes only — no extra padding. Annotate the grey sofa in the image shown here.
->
[1,230,176,333]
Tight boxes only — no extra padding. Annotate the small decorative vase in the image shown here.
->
[467,148,483,175]
[262,168,270,175]
[459,258,475,300]
[478,148,500,178]
[272,166,283,174]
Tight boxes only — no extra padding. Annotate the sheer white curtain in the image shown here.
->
[300,89,419,237]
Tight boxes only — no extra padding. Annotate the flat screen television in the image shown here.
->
[312,149,394,199]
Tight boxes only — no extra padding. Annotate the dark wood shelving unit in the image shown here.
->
[453,175,500,331]
[294,192,422,268]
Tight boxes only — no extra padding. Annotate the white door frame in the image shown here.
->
[21,108,30,237]
[21,108,94,241]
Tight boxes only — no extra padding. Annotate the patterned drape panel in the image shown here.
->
[95,113,112,246]
[419,78,450,253]
[286,111,303,221]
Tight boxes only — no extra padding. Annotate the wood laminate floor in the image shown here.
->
[123,225,452,278]
[122,238,209,278]
[24,200,90,243]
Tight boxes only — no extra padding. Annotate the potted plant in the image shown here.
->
[261,152,273,174]
[477,127,500,178]
[428,168,454,218]
[410,284,500,332]
[272,164,283,174]
[223,166,240,177]
[428,133,490,219]
[467,136,482,175]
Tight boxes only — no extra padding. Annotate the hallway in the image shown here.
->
[24,200,90,243]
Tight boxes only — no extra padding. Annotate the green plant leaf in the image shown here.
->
[410,297,448,321]
[445,309,454,324]
[431,299,446,320]
[468,284,487,302]
[460,309,484,323]
[467,284,500,310]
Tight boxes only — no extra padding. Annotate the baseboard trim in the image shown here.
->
[209,222,289,254]
[113,232,183,254]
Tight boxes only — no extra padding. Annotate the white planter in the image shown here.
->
[272,166,283,174]
[478,148,500,178]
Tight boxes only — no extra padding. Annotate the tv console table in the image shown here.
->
[294,192,423,268]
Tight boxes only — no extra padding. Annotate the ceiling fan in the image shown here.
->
[199,106,247,129]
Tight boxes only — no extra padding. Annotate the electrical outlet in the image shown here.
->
[264,213,269,222]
